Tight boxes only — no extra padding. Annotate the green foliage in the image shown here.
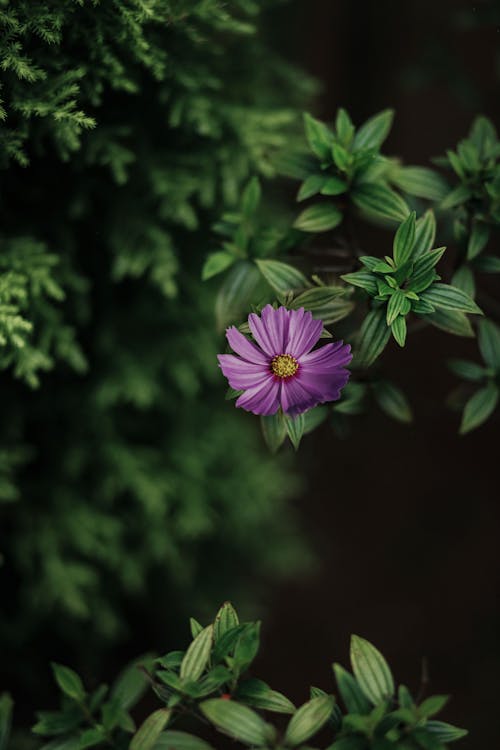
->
[208,108,499,448]
[26,604,467,750]
[0,0,314,690]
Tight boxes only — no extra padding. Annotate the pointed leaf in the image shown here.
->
[130,709,171,750]
[214,603,239,642]
[478,319,500,369]
[294,204,343,232]
[354,109,394,150]
[284,695,335,747]
[200,699,274,746]
[373,381,412,423]
[255,259,309,294]
[413,210,436,258]
[261,412,287,453]
[355,308,391,367]
[467,222,490,260]
[420,283,482,315]
[350,636,394,705]
[393,212,416,266]
[460,382,498,434]
[180,625,213,682]
[352,183,409,222]
[333,664,371,715]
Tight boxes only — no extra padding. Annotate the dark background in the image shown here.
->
[257,2,500,748]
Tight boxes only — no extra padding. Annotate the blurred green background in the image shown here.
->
[0,1,499,748]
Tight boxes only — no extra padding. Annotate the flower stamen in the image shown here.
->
[271,353,299,379]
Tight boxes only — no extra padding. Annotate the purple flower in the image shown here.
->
[218,305,352,417]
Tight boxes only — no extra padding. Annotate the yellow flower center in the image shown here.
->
[271,353,299,379]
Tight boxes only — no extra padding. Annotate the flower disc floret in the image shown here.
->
[271,354,299,379]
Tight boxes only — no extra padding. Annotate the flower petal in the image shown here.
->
[260,305,290,353]
[235,377,281,416]
[218,354,270,390]
[300,342,352,371]
[225,326,268,365]
[280,376,319,416]
[297,368,350,403]
[248,305,284,356]
[286,307,323,357]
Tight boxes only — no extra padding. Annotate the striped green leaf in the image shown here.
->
[154,731,215,750]
[420,283,482,315]
[284,695,335,747]
[350,635,394,705]
[333,664,371,715]
[393,211,416,266]
[426,309,474,337]
[478,319,500,369]
[355,308,391,367]
[130,710,171,750]
[352,183,409,222]
[413,210,436,257]
[353,109,394,150]
[214,603,239,642]
[255,259,309,294]
[460,381,499,434]
[180,625,213,682]
[294,203,343,232]
[200,699,274,746]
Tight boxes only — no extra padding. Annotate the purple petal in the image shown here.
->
[286,308,323,358]
[235,377,281,416]
[300,342,352,371]
[226,326,268,365]
[297,368,350,403]
[280,377,319,416]
[248,305,285,357]
[260,305,290,353]
[218,354,270,390]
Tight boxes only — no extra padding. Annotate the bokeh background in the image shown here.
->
[1,1,498,749]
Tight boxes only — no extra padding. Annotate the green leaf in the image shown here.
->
[418,695,449,719]
[130,710,171,750]
[321,176,348,195]
[448,359,486,381]
[391,315,407,347]
[413,210,436,258]
[294,204,343,232]
[51,664,86,703]
[241,177,261,218]
[355,308,391,367]
[200,699,274,746]
[335,108,355,146]
[331,142,351,172]
[467,222,490,260]
[354,109,394,150]
[261,412,287,453]
[236,679,295,714]
[352,183,409,222]
[215,261,262,332]
[335,382,367,415]
[350,635,394,705]
[214,603,239,642]
[386,290,408,326]
[341,271,377,296]
[202,252,236,281]
[190,618,203,638]
[285,413,305,450]
[303,405,329,433]
[393,212,416,266]
[290,286,350,325]
[333,664,371,715]
[304,113,334,160]
[79,728,106,750]
[284,695,335,747]
[474,255,500,273]
[297,175,328,202]
[460,381,499,434]
[478,319,500,369]
[111,656,152,711]
[329,738,366,750]
[180,625,213,682]
[420,283,482,315]
[233,622,261,671]
[426,720,468,743]
[410,247,446,293]
[255,259,309,294]
[0,695,13,750]
[451,266,475,299]
[373,381,412,423]
[154,731,215,750]
[440,184,471,210]
[391,166,449,201]
[426,309,474,337]
[188,667,232,698]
